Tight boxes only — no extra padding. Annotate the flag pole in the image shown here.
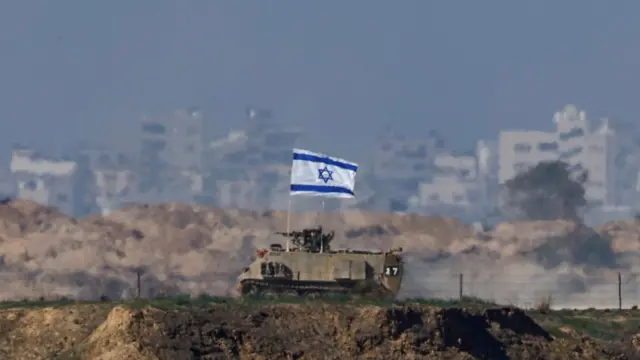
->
[285,197,292,252]
[320,200,325,253]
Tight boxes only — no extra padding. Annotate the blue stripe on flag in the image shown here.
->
[292,152,358,172]
[290,184,354,196]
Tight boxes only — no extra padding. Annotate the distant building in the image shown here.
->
[498,130,558,184]
[139,107,204,196]
[78,148,138,214]
[372,128,445,211]
[418,175,481,208]
[498,104,635,207]
[583,121,617,206]
[600,121,640,207]
[202,107,302,210]
[10,148,79,215]
[416,153,481,208]
[433,153,477,180]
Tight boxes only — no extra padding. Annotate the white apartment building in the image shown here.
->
[498,105,624,206]
[498,130,558,183]
[433,153,477,180]
[583,120,618,206]
[10,148,78,215]
[416,153,481,207]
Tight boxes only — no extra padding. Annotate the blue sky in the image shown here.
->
[1,1,639,163]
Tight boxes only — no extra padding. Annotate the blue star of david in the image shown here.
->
[318,166,334,184]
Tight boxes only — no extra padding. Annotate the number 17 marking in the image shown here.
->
[385,266,399,276]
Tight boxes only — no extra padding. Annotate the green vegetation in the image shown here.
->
[530,308,640,342]
[405,296,501,310]
[0,294,231,311]
[0,294,500,311]
[0,298,83,310]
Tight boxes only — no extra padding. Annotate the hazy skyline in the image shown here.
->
[1,1,639,164]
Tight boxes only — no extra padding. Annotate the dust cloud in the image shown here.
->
[398,250,640,309]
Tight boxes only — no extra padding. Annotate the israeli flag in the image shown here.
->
[290,148,358,198]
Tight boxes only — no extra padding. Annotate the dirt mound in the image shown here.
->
[0,199,72,236]
[0,200,477,300]
[0,304,111,360]
[0,199,634,304]
[0,303,626,360]
[599,220,640,254]
[621,332,640,360]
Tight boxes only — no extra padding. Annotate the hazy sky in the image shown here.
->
[1,1,639,164]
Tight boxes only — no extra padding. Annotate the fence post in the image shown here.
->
[618,272,622,310]
[136,268,142,299]
[459,273,463,299]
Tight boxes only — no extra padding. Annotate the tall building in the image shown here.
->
[554,104,590,170]
[139,107,204,195]
[582,120,618,206]
[372,128,445,211]
[498,130,558,183]
[498,104,634,207]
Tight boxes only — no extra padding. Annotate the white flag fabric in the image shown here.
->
[290,148,358,198]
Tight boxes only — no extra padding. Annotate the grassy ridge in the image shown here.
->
[3,295,640,343]
[0,294,500,310]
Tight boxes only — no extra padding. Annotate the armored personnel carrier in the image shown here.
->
[236,226,404,298]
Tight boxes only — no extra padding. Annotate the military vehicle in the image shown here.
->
[236,226,404,298]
